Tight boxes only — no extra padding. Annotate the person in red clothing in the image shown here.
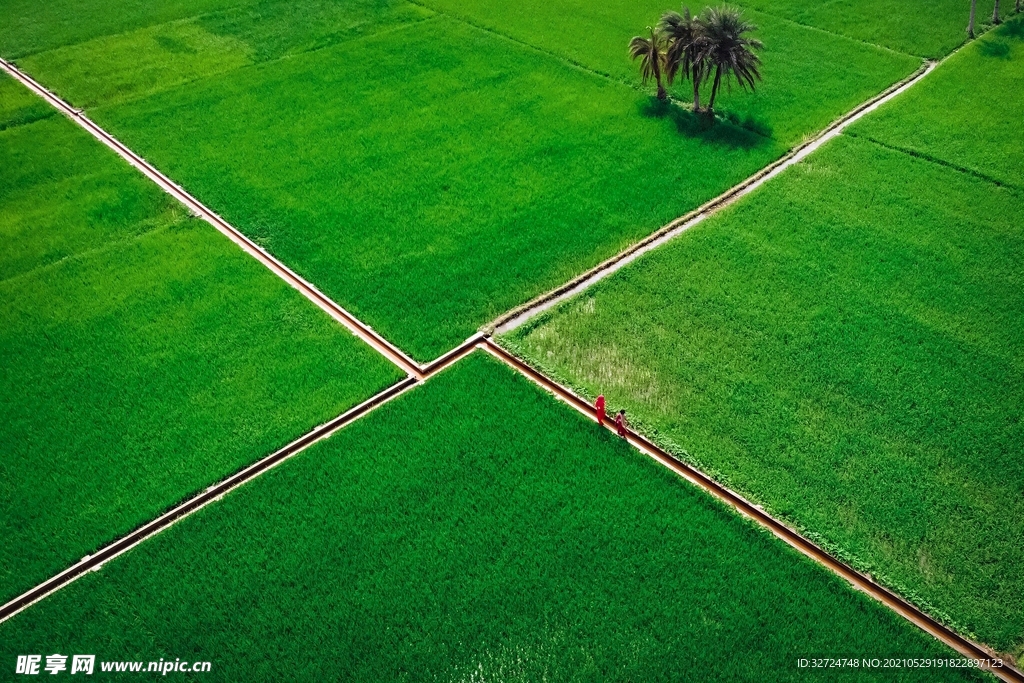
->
[614,409,628,438]
[595,395,606,426]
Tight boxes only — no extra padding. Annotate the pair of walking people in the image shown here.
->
[595,394,627,438]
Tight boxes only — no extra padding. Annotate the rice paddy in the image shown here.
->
[0,0,1019,675]
[0,76,401,603]
[503,22,1024,652]
[2,0,920,359]
[0,355,986,681]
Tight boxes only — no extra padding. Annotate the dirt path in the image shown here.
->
[0,331,482,625]
[492,61,937,335]
[0,57,427,377]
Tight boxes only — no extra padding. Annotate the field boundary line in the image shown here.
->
[0,56,424,378]
[479,338,1023,683]
[0,376,419,626]
[411,0,765,144]
[0,219,173,288]
[850,131,1023,191]
[490,59,936,335]
[406,0,625,93]
[740,6,923,59]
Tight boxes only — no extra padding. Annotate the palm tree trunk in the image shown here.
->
[992,0,1001,23]
[967,0,977,38]
[707,65,723,113]
[652,48,667,100]
[692,76,701,112]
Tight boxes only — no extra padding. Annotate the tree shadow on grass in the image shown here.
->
[996,18,1024,41]
[638,97,771,150]
[979,39,1011,58]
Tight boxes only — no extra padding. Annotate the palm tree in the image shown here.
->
[967,0,977,38]
[992,0,1002,23]
[696,6,763,114]
[629,28,668,100]
[659,7,708,111]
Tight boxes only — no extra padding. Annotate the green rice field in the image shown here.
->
[1,0,922,360]
[737,0,996,58]
[1,0,1019,676]
[416,0,921,141]
[503,21,1024,654]
[852,18,1024,188]
[0,354,986,681]
[0,72,51,132]
[0,75,402,604]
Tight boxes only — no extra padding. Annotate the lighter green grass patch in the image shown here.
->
[11,0,433,109]
[19,19,254,108]
[0,0,243,58]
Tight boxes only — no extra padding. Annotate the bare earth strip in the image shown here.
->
[492,60,936,335]
[0,57,426,378]
[4,35,1020,681]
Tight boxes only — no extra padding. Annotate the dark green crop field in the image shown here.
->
[852,17,1024,188]
[88,16,789,360]
[0,72,52,132]
[1,0,921,360]
[503,131,1024,653]
[0,354,985,681]
[2,74,170,281]
[738,0,995,58]
[416,0,920,143]
[0,83,401,604]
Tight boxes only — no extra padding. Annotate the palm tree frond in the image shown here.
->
[695,5,764,110]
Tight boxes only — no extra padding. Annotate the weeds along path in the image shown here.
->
[491,60,937,335]
[2,38,1018,682]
